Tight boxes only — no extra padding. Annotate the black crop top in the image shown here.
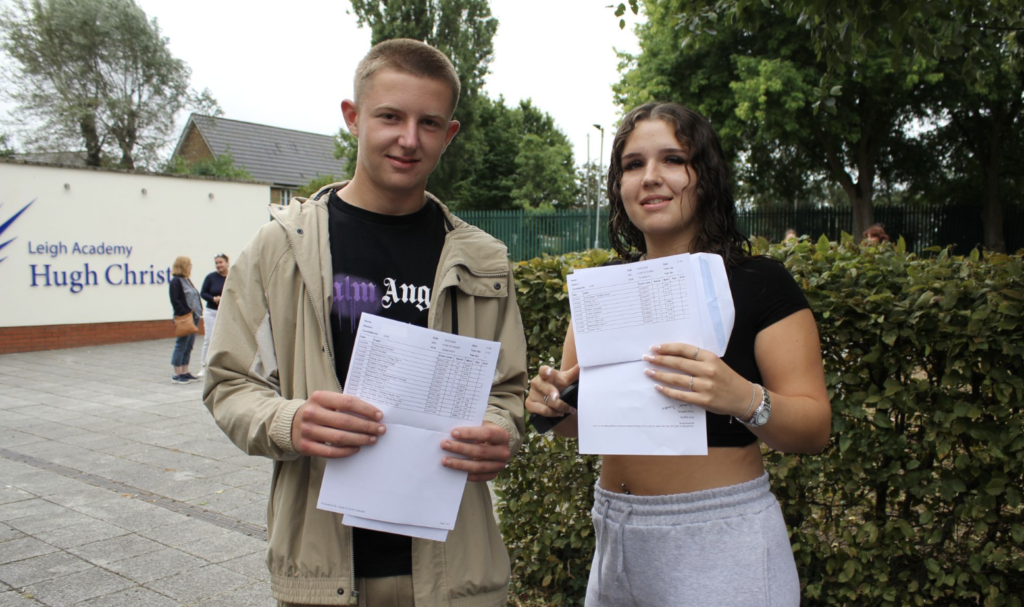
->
[606,255,810,447]
[713,256,810,446]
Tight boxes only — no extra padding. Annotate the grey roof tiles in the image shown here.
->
[177,114,345,188]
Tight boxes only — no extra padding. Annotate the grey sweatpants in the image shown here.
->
[585,473,800,607]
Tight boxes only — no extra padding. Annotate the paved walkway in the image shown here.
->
[0,339,275,607]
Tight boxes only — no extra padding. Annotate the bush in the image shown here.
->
[498,249,608,605]
[164,151,252,180]
[296,174,339,199]
[497,236,1024,606]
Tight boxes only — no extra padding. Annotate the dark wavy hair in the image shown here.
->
[606,102,748,266]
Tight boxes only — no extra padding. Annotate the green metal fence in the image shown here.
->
[458,204,1023,261]
[458,209,611,262]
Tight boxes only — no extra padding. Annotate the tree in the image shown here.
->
[164,151,252,180]
[450,97,576,211]
[575,159,604,210]
[617,0,933,238]
[909,51,1024,253]
[296,174,341,199]
[333,130,357,182]
[0,0,214,170]
[509,101,577,210]
[0,133,13,158]
[672,0,1024,249]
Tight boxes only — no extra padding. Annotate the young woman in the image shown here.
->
[526,102,831,606]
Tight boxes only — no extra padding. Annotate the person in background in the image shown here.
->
[527,102,831,606]
[169,256,203,384]
[197,253,229,378]
[784,227,798,242]
[862,223,890,244]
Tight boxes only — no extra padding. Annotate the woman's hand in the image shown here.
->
[526,364,580,418]
[642,343,756,421]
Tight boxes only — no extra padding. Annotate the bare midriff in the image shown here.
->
[598,443,765,495]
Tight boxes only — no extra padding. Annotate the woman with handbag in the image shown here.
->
[169,256,203,384]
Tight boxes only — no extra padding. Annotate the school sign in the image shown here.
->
[0,160,269,348]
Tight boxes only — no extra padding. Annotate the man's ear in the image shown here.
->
[341,100,359,137]
[442,120,460,154]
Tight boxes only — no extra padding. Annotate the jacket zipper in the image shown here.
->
[277,215,358,604]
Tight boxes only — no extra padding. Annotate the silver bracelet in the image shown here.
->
[735,382,757,423]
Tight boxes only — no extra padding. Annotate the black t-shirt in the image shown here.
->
[604,255,810,446]
[327,190,447,577]
[714,256,810,446]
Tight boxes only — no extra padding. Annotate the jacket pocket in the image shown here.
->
[442,485,510,601]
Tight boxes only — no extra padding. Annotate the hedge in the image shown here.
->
[495,235,1024,607]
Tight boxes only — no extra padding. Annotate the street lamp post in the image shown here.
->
[593,124,604,249]
[586,132,591,251]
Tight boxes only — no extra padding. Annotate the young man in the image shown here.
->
[203,39,527,607]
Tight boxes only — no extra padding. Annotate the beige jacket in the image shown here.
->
[203,185,527,606]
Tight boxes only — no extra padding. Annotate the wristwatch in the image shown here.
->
[742,384,771,428]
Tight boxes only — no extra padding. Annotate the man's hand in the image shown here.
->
[291,391,385,458]
[441,422,511,482]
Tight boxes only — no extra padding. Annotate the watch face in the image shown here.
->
[754,407,771,426]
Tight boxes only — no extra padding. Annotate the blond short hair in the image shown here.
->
[172,256,191,277]
[354,38,461,115]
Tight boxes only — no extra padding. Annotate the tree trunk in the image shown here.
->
[816,91,880,241]
[117,144,135,170]
[852,193,875,241]
[982,183,1006,253]
[79,114,102,167]
[981,124,1005,252]
[979,99,1011,253]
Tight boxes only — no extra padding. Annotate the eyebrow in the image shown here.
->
[622,147,689,160]
[373,104,447,122]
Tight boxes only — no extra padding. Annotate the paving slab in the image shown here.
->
[103,548,208,585]
[0,588,44,607]
[21,567,135,607]
[147,564,253,604]
[0,340,275,605]
[67,534,165,567]
[0,552,94,588]
[0,537,60,566]
[76,586,184,607]
[201,581,277,607]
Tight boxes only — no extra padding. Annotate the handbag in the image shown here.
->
[173,313,198,337]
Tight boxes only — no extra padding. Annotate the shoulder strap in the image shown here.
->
[449,286,459,336]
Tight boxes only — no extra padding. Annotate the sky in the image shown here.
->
[78,0,642,168]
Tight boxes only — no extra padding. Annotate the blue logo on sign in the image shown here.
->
[0,199,34,264]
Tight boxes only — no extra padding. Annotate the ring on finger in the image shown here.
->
[543,394,549,404]
[692,347,701,361]
[688,375,695,391]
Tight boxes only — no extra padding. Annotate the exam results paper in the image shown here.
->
[567,253,735,456]
[316,314,500,540]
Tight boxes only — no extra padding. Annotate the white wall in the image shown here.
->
[0,162,271,327]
